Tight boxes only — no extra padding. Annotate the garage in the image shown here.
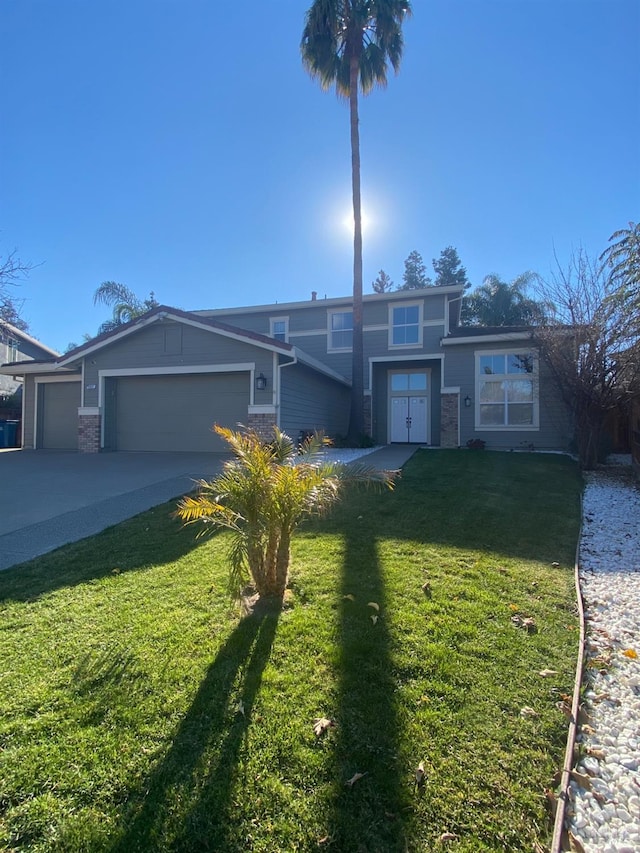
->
[109,372,249,452]
[37,380,81,450]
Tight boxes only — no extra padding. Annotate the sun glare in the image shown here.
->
[342,208,373,235]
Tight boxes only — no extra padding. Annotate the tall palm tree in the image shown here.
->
[301,0,412,441]
[461,273,552,327]
[600,221,640,310]
[93,281,158,335]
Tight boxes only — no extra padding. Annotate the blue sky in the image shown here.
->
[2,0,638,352]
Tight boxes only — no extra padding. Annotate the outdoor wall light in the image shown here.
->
[464,395,472,408]
[255,373,268,391]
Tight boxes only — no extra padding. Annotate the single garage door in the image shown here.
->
[114,372,249,452]
[38,381,81,450]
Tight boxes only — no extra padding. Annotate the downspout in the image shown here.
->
[278,351,299,430]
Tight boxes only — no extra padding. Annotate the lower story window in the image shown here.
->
[476,351,538,428]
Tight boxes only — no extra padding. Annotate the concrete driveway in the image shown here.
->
[0,449,226,571]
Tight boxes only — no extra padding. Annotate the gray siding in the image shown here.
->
[79,321,275,408]
[22,375,36,448]
[443,342,573,450]
[280,363,350,440]
[214,297,448,388]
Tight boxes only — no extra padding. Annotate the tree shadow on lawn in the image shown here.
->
[109,599,280,852]
[0,495,221,604]
[326,521,407,851]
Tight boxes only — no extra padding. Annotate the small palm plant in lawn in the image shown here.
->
[177,425,395,604]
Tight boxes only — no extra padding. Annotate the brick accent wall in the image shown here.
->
[78,414,101,453]
[247,412,277,441]
[440,392,459,448]
[363,395,372,437]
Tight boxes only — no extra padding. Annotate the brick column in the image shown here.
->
[440,392,459,448]
[247,406,277,441]
[363,394,372,437]
[78,408,101,453]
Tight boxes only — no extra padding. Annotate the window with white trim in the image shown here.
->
[476,351,538,428]
[328,310,353,350]
[270,317,289,342]
[390,303,421,346]
[8,338,19,363]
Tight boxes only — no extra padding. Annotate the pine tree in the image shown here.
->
[398,250,431,290]
[372,269,394,293]
[433,246,470,289]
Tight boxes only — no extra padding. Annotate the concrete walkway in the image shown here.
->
[355,444,421,472]
[0,449,225,571]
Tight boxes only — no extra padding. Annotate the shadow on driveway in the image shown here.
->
[0,450,227,570]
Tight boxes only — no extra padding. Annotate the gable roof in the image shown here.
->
[56,305,294,367]
[195,284,466,318]
[0,320,60,358]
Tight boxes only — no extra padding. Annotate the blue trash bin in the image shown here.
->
[0,420,19,447]
[5,421,18,447]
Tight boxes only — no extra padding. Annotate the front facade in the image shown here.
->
[0,287,573,453]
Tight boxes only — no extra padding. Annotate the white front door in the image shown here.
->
[408,396,427,442]
[390,395,428,443]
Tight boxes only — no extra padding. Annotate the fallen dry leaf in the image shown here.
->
[371,614,379,625]
[415,760,426,787]
[343,594,355,601]
[313,717,336,738]
[570,769,592,790]
[421,581,432,597]
[367,602,380,611]
[568,831,587,853]
[581,723,596,735]
[345,771,367,788]
[586,747,606,760]
[623,648,638,659]
[556,700,573,719]
[544,787,558,818]
[520,706,539,718]
[439,832,458,843]
[538,669,558,677]
[511,614,537,633]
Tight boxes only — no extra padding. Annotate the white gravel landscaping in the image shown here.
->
[567,455,640,852]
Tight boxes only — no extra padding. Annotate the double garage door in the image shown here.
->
[109,372,249,452]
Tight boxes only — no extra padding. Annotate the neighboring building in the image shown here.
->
[0,286,572,453]
[0,320,60,401]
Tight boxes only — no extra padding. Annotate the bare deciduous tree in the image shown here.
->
[534,249,640,469]
[0,249,33,332]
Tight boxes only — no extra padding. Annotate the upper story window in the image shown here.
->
[476,351,538,429]
[328,310,353,351]
[390,303,421,347]
[270,317,289,343]
[8,338,19,363]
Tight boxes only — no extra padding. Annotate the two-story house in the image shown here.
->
[0,320,60,402]
[0,286,572,453]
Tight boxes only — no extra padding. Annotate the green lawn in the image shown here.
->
[0,450,582,852]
